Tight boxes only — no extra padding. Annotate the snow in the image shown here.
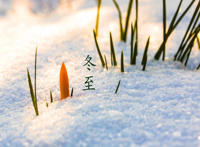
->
[0,0,200,146]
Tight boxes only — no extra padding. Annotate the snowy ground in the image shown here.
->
[0,0,200,146]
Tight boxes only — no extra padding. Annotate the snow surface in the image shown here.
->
[0,0,200,146]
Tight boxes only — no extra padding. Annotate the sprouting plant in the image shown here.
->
[121,50,124,72]
[95,0,102,37]
[93,29,105,67]
[112,0,134,42]
[27,47,39,116]
[110,32,117,66]
[115,80,121,94]
[154,0,196,60]
[60,62,70,100]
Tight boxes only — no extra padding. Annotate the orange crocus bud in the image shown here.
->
[60,62,70,100]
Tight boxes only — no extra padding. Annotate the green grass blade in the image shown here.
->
[154,0,195,60]
[184,47,192,66]
[110,32,117,66]
[124,0,134,42]
[135,0,138,55]
[113,0,124,41]
[196,64,200,70]
[71,88,74,97]
[50,90,53,103]
[46,102,49,108]
[154,0,182,60]
[178,25,200,61]
[121,50,124,72]
[172,0,196,31]
[34,47,37,103]
[180,32,198,63]
[142,36,150,65]
[130,22,136,65]
[27,68,39,116]
[142,54,148,71]
[115,80,121,94]
[162,0,167,61]
[104,55,108,70]
[190,7,200,34]
[197,36,200,50]
[95,0,102,37]
[132,41,137,65]
[93,30,105,67]
[167,0,183,35]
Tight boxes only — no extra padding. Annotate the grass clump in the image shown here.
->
[174,1,200,61]
[178,26,200,66]
[154,0,196,60]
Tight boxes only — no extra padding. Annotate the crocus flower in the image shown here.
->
[60,62,70,100]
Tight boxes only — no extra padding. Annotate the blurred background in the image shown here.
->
[0,0,86,15]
